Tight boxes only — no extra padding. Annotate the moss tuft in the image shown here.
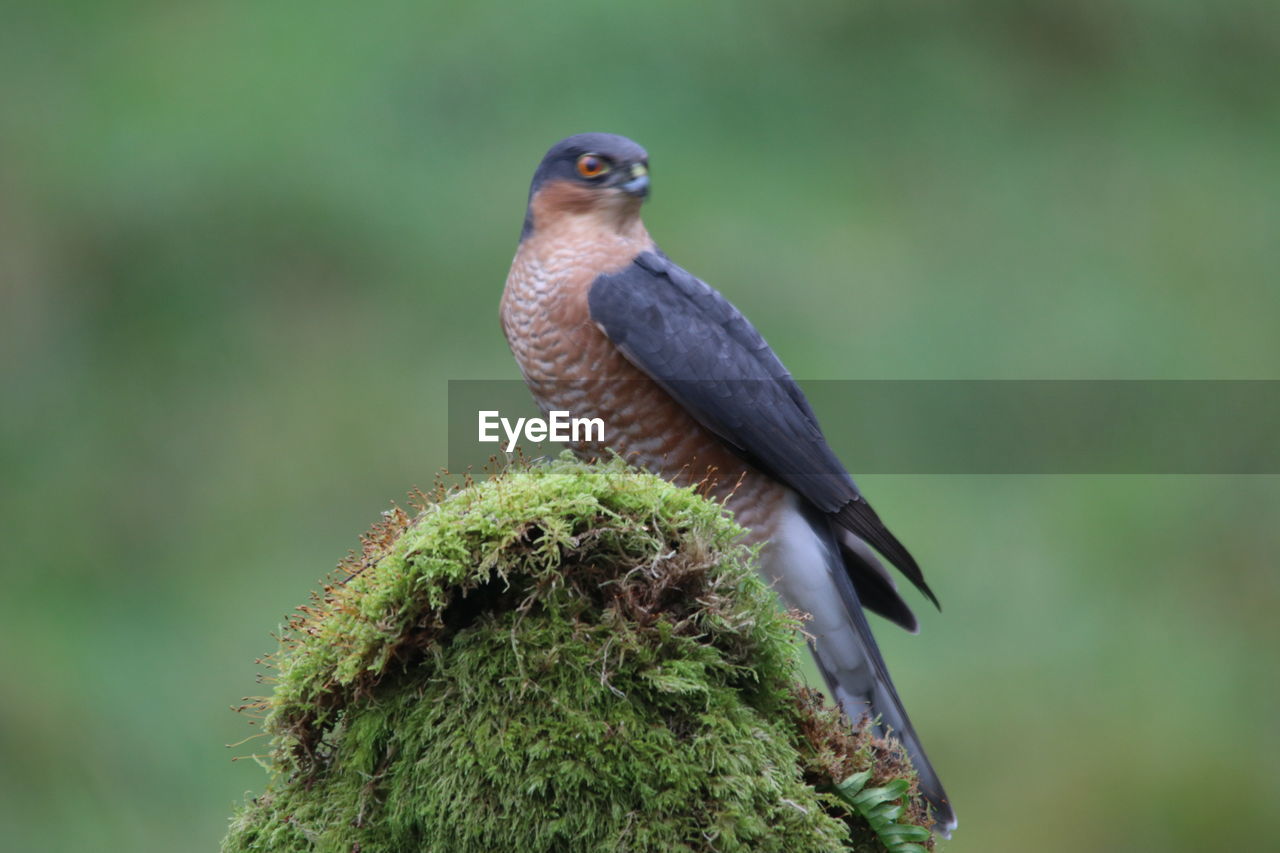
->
[224,455,933,852]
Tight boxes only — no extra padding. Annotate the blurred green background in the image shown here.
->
[2,1,1277,850]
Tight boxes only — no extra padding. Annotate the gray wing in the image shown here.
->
[588,250,938,610]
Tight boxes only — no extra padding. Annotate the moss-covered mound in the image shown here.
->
[224,456,933,852]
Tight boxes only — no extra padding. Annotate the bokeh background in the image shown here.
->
[2,2,1277,850]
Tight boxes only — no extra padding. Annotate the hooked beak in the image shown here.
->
[619,162,650,199]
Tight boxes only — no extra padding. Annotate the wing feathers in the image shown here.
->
[836,499,940,610]
[590,250,939,610]
[839,532,919,633]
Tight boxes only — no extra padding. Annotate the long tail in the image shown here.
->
[780,505,957,834]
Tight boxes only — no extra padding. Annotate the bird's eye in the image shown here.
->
[576,154,609,179]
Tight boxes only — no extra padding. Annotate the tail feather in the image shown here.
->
[767,500,956,835]
[818,539,957,835]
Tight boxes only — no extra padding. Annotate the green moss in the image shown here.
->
[224,456,933,852]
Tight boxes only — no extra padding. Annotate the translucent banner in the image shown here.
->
[447,380,1280,475]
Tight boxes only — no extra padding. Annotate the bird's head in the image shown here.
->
[522,133,650,240]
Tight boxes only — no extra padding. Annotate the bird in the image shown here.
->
[500,132,956,834]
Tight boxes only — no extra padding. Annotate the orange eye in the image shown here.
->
[576,154,609,178]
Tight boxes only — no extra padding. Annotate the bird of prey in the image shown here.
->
[501,132,956,833]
